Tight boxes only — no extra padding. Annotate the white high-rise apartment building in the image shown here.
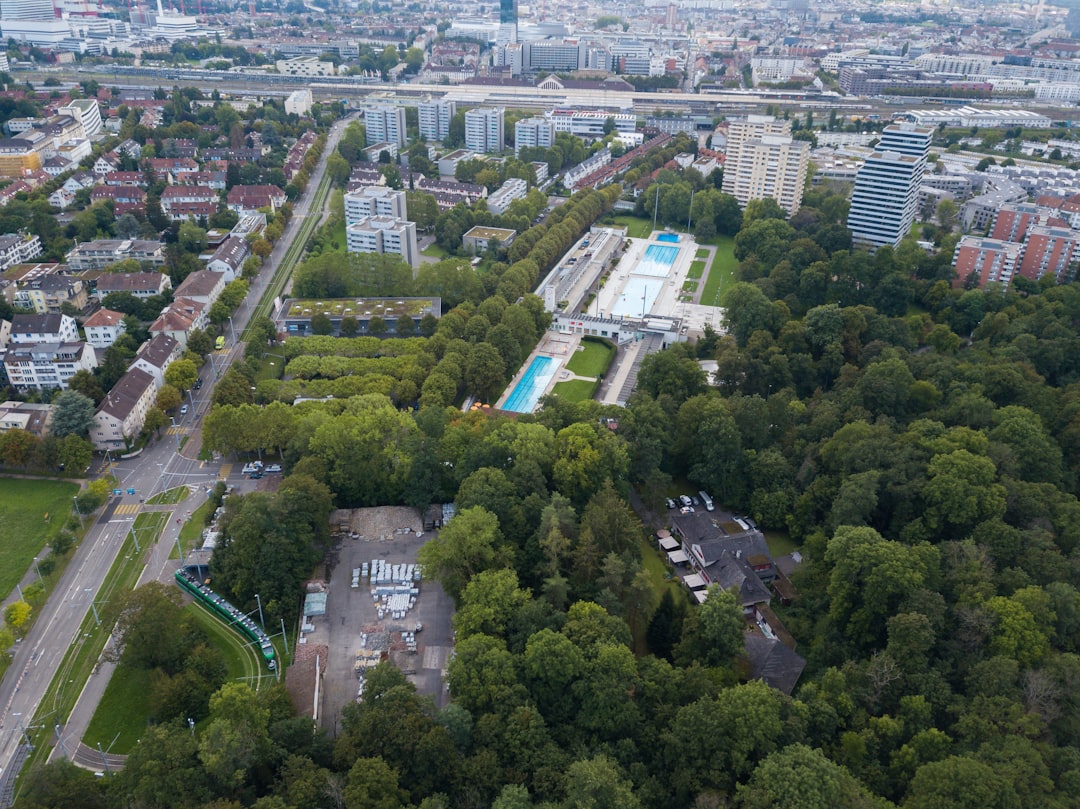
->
[364,105,407,149]
[344,186,408,224]
[722,115,809,215]
[464,107,504,154]
[346,216,420,268]
[418,100,456,142]
[514,117,556,157]
[846,123,933,248]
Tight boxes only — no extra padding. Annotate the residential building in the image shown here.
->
[515,117,555,157]
[90,185,146,217]
[284,89,313,116]
[0,233,42,270]
[722,126,809,215]
[3,341,97,392]
[0,400,52,437]
[990,202,1059,243]
[58,99,103,140]
[465,107,505,154]
[1015,225,1080,283]
[66,239,165,271]
[0,134,45,176]
[206,236,250,282]
[418,100,457,142]
[172,269,226,306]
[90,366,156,450]
[160,185,218,219]
[344,186,408,223]
[364,105,407,149]
[92,272,171,300]
[9,313,79,344]
[462,225,517,253]
[275,56,336,77]
[486,177,528,215]
[149,298,206,347]
[437,148,476,178]
[846,123,933,249]
[83,307,126,348]
[225,185,287,215]
[362,142,398,162]
[346,216,420,268]
[952,236,1023,288]
[13,274,87,314]
[131,332,180,388]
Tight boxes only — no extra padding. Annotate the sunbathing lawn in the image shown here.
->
[552,379,598,402]
[700,236,736,308]
[565,338,615,377]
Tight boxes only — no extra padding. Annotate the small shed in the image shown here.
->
[303,592,327,617]
[693,590,709,604]
[667,549,689,564]
[659,535,680,552]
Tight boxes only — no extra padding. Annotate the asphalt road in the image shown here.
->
[0,114,350,786]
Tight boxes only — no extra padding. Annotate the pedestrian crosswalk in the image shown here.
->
[114,503,140,516]
[166,425,187,435]
[219,463,233,478]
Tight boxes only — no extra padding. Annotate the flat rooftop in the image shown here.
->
[281,297,439,319]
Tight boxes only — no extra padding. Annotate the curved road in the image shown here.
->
[0,114,349,791]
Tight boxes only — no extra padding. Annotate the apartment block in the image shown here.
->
[846,123,932,248]
[465,107,505,154]
[3,341,97,392]
[487,178,528,215]
[515,117,556,157]
[346,216,420,268]
[951,236,1023,288]
[1015,225,1080,283]
[721,132,809,216]
[418,100,457,142]
[364,105,407,149]
[344,186,408,224]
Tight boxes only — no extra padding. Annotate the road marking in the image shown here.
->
[219,464,233,478]
[113,504,140,516]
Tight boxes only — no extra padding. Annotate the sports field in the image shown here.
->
[700,236,737,307]
[0,478,79,598]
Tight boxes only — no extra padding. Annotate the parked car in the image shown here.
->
[241,461,264,475]
[249,472,264,480]
[690,495,700,507]
[679,494,692,507]
[265,464,282,473]
[180,404,188,415]
[665,498,677,510]
[193,378,202,390]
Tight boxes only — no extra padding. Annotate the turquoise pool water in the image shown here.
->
[502,355,555,413]
[657,233,680,243]
[637,243,680,278]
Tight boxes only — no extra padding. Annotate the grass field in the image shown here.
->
[696,248,709,259]
[421,242,448,258]
[552,379,598,402]
[0,478,79,599]
[682,281,698,293]
[179,497,215,551]
[764,530,798,558]
[608,215,655,239]
[565,338,615,377]
[687,260,706,279]
[146,486,189,505]
[700,236,737,308]
[82,599,266,754]
[82,664,153,753]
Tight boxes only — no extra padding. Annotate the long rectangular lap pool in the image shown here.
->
[502,355,556,413]
[636,243,680,277]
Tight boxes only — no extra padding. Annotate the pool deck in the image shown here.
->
[594,231,695,322]
[494,333,580,413]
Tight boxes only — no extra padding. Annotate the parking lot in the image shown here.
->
[314,506,454,737]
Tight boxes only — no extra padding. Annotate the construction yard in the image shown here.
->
[312,506,454,737]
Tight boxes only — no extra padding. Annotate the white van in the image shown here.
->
[699,491,714,511]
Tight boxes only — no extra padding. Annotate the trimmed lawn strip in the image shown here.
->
[682,281,698,293]
[0,479,79,599]
[695,248,709,258]
[81,664,153,753]
[700,236,736,308]
[687,260,706,279]
[565,338,615,377]
[179,498,215,551]
[552,379,598,402]
[608,215,654,239]
[421,243,448,258]
[146,486,189,505]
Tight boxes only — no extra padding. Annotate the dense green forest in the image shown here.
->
[16,176,1080,809]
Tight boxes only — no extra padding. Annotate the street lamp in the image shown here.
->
[228,315,237,344]
[72,496,83,527]
[85,589,101,627]
[156,463,165,496]
[255,593,265,628]
[32,557,44,591]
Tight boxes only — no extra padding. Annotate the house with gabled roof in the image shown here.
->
[83,307,126,348]
[131,332,180,387]
[91,366,156,450]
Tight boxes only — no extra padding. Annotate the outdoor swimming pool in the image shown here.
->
[610,276,662,318]
[637,243,680,277]
[502,355,556,413]
[657,233,680,243]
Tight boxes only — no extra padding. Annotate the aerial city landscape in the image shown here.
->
[1,0,1080,805]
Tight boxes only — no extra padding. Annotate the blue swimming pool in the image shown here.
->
[637,243,679,277]
[502,355,555,413]
[657,233,680,243]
